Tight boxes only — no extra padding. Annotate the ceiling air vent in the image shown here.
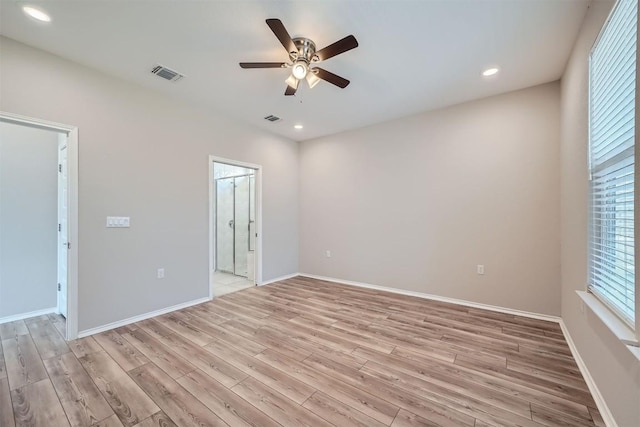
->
[264,115,282,122]
[151,65,184,82]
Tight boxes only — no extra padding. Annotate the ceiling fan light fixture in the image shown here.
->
[285,74,298,88]
[306,71,320,89]
[292,61,308,80]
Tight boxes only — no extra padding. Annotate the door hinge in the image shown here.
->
[58,223,61,232]
[67,242,71,250]
[57,283,61,291]
[59,164,62,173]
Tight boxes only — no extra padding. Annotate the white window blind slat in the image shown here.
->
[592,86,634,133]
[591,10,635,75]
[588,0,637,328]
[594,40,635,76]
[592,27,634,79]
[592,129,633,162]
[591,95,633,141]
[592,55,635,104]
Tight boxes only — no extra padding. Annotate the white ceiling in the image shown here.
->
[0,0,589,142]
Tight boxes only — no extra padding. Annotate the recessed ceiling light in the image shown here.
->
[23,6,51,22]
[482,67,500,77]
[294,124,303,130]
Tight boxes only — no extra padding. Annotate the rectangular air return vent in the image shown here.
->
[151,65,184,82]
[264,115,282,122]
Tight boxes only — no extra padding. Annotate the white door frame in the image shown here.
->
[0,111,79,340]
[209,155,262,299]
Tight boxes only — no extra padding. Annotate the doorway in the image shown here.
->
[209,157,261,297]
[0,112,79,340]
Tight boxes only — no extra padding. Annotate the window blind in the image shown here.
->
[589,0,637,327]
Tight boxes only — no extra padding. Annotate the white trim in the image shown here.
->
[0,112,79,340]
[577,291,639,352]
[209,159,214,299]
[260,272,300,286]
[0,307,57,325]
[208,156,263,299]
[77,297,210,338]
[0,111,76,133]
[559,320,618,427]
[298,273,561,323]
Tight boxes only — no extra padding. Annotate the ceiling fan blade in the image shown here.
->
[266,19,297,55]
[315,35,358,61]
[313,68,350,88]
[239,62,286,69]
[285,79,299,96]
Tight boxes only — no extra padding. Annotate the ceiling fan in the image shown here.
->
[240,19,359,96]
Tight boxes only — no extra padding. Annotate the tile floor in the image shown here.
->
[212,271,254,297]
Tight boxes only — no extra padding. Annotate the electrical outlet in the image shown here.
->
[325,250,332,258]
[157,268,165,279]
[477,264,485,275]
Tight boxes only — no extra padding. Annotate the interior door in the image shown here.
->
[216,178,235,273]
[234,176,250,277]
[249,174,256,252]
[57,137,68,318]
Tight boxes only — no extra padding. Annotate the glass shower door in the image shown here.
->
[216,178,235,274]
[215,174,252,277]
[234,176,250,278]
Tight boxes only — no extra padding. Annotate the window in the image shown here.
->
[588,0,637,329]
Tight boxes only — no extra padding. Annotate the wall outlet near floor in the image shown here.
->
[157,268,165,279]
[477,264,485,275]
[325,250,332,258]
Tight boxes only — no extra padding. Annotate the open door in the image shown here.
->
[57,136,68,318]
[216,177,235,274]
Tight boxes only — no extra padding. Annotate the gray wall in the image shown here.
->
[0,37,299,332]
[560,1,640,426]
[299,82,561,316]
[0,122,59,318]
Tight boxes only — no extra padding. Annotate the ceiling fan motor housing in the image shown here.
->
[291,38,318,64]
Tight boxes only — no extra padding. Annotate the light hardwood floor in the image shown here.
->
[0,277,604,427]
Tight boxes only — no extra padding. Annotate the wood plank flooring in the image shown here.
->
[0,277,604,427]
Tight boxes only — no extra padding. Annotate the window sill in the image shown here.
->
[576,291,640,361]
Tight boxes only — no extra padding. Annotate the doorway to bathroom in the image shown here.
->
[209,157,261,297]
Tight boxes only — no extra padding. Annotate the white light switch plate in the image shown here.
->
[106,216,130,228]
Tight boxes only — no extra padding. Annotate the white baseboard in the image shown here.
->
[559,320,617,427]
[0,307,57,325]
[77,297,210,338]
[298,273,561,323]
[260,272,300,286]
